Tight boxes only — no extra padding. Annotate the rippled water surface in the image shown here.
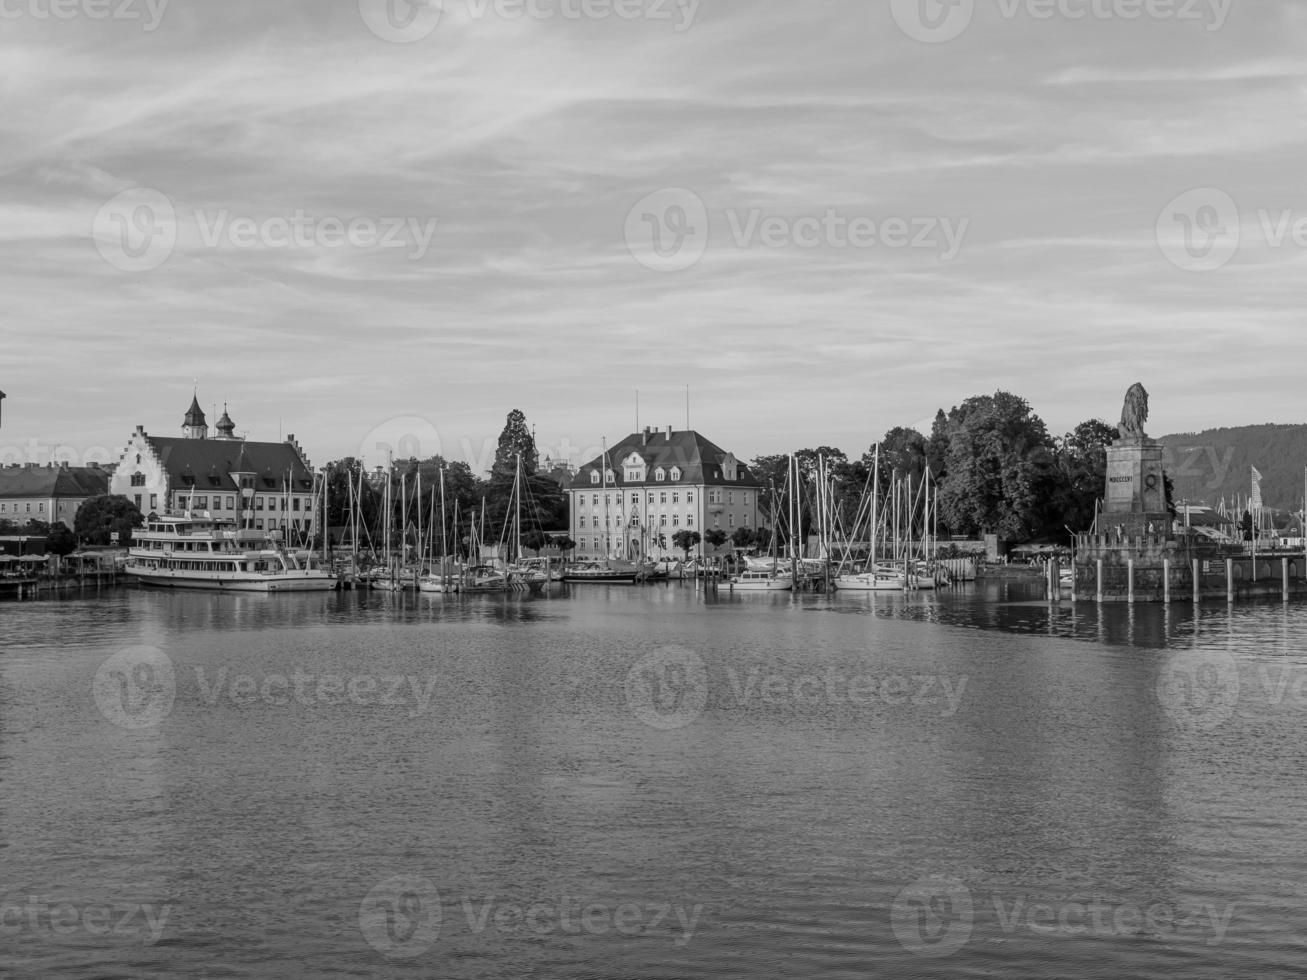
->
[3,581,1306,978]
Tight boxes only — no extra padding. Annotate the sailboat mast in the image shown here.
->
[871,445,880,570]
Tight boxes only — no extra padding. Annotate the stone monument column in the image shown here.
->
[1101,383,1170,538]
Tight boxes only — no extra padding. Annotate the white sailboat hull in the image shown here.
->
[127,568,337,592]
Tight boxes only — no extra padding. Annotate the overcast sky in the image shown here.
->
[1,0,1300,472]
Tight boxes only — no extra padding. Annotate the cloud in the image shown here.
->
[2,0,1304,466]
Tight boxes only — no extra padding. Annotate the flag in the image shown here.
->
[1251,466,1263,511]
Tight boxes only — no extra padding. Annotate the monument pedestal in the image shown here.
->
[1077,436,1182,600]
[1104,438,1167,516]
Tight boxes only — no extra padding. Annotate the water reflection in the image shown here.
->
[3,583,1307,979]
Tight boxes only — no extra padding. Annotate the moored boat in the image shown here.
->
[562,560,641,583]
[729,566,794,591]
[125,514,337,592]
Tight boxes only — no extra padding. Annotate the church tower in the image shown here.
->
[215,404,237,440]
[182,393,209,440]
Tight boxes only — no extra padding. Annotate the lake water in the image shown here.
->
[2,581,1306,978]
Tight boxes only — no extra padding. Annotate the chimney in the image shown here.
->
[642,427,651,446]
[666,426,673,441]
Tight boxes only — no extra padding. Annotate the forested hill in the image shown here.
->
[1158,425,1307,509]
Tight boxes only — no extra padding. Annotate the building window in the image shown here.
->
[630,516,639,526]
[227,496,235,509]
[630,493,639,506]
[647,493,654,505]
[593,494,599,506]
[579,517,586,528]
[293,498,300,512]
[673,514,680,526]
[728,492,735,504]
[729,514,736,527]
[149,494,158,510]
[687,514,694,526]
[744,514,751,527]
[660,492,667,505]
[687,492,694,504]
[709,490,722,504]
[256,497,264,510]
[670,467,681,480]
[255,520,263,530]
[134,495,142,509]
[131,473,146,487]
[655,468,666,482]
[591,471,600,485]
[672,492,679,504]
[195,496,207,508]
[660,515,668,527]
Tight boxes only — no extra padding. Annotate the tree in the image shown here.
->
[492,409,539,480]
[1053,419,1117,534]
[1241,510,1254,541]
[553,536,577,555]
[522,529,551,555]
[731,527,757,550]
[47,524,77,557]
[934,391,1060,542]
[74,495,144,547]
[704,528,729,554]
[672,530,701,560]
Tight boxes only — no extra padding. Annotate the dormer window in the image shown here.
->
[654,468,666,482]
[605,469,615,485]
[670,467,682,481]
[590,471,601,485]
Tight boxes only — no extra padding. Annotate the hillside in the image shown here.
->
[1158,425,1307,510]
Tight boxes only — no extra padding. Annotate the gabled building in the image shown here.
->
[568,426,763,560]
[109,397,319,536]
[0,463,110,529]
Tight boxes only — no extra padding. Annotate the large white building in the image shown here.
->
[568,427,763,560]
[109,396,319,538]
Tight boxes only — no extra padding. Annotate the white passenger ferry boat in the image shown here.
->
[125,514,337,592]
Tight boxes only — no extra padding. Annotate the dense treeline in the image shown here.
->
[323,409,571,555]
[751,391,1129,544]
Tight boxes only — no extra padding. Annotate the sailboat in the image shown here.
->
[419,464,459,593]
[836,446,906,592]
[730,462,794,592]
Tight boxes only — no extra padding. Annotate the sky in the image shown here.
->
[1,0,1303,474]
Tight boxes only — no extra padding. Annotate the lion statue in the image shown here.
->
[1118,383,1149,440]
